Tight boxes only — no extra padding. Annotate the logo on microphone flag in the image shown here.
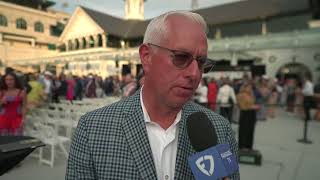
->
[196,155,214,176]
[188,144,239,180]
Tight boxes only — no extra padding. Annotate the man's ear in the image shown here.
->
[139,44,152,74]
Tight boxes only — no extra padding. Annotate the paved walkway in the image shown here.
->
[2,108,320,180]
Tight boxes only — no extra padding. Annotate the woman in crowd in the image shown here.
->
[256,77,270,120]
[85,75,97,98]
[268,86,279,118]
[66,74,76,102]
[207,78,218,111]
[0,72,27,135]
[27,73,45,109]
[237,83,259,151]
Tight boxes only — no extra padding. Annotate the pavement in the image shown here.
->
[1,108,320,180]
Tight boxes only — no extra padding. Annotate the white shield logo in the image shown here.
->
[195,155,215,176]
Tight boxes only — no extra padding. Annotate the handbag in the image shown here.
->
[228,96,234,105]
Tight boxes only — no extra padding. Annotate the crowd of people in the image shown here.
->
[0,67,143,136]
[0,67,319,140]
[193,74,320,122]
[192,73,319,151]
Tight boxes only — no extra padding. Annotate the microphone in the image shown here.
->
[186,112,239,180]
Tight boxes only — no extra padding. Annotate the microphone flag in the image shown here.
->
[188,143,239,180]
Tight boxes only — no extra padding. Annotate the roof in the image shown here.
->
[82,6,150,39]
[2,0,55,10]
[80,0,311,38]
[194,0,310,25]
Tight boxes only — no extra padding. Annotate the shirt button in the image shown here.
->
[165,175,169,180]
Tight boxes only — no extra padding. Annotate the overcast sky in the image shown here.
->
[51,0,242,19]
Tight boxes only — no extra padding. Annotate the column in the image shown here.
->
[102,33,107,48]
[73,39,78,50]
[80,37,85,49]
[86,36,91,48]
[231,52,237,66]
[40,64,46,73]
[31,39,35,47]
[65,41,69,51]
[94,35,99,47]
[56,64,63,76]
[215,28,222,39]
[262,21,267,35]
[72,40,75,50]
[68,40,73,51]
[131,61,137,77]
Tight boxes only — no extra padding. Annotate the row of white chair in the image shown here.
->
[24,96,120,167]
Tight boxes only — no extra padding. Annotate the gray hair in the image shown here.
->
[143,10,208,44]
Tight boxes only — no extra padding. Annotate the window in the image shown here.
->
[48,44,56,50]
[34,22,44,32]
[0,15,7,26]
[16,18,27,30]
[50,22,64,37]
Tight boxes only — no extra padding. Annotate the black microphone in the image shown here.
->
[186,112,238,180]
[187,111,218,151]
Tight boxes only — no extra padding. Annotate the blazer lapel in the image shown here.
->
[174,105,196,180]
[121,92,157,180]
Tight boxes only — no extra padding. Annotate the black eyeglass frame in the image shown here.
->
[147,43,215,73]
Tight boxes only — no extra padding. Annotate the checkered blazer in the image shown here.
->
[66,90,240,180]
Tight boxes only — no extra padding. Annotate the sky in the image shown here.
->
[51,0,242,19]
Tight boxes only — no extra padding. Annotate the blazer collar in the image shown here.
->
[121,90,157,180]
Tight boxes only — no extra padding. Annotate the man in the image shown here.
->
[217,77,237,123]
[66,11,239,180]
[43,71,52,102]
[302,76,314,121]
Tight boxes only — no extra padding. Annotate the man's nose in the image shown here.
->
[184,59,200,79]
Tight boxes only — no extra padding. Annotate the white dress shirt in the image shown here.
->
[140,89,181,180]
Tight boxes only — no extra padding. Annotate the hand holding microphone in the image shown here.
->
[187,112,239,180]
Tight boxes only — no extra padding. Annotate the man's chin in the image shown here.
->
[169,96,191,108]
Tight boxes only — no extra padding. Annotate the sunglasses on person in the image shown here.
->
[148,43,215,73]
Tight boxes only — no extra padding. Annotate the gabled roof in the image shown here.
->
[78,0,311,39]
[82,6,150,39]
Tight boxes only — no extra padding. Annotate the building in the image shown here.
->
[201,0,320,81]
[7,0,147,77]
[6,0,320,80]
[0,0,69,73]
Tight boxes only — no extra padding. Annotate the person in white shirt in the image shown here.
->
[217,77,237,123]
[302,76,314,120]
[43,71,52,102]
[194,78,208,107]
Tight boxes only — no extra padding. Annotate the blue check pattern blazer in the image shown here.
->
[66,90,240,180]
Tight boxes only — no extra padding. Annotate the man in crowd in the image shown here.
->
[217,77,237,123]
[66,10,239,180]
[302,76,314,121]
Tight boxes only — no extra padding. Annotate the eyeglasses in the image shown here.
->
[148,43,215,73]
